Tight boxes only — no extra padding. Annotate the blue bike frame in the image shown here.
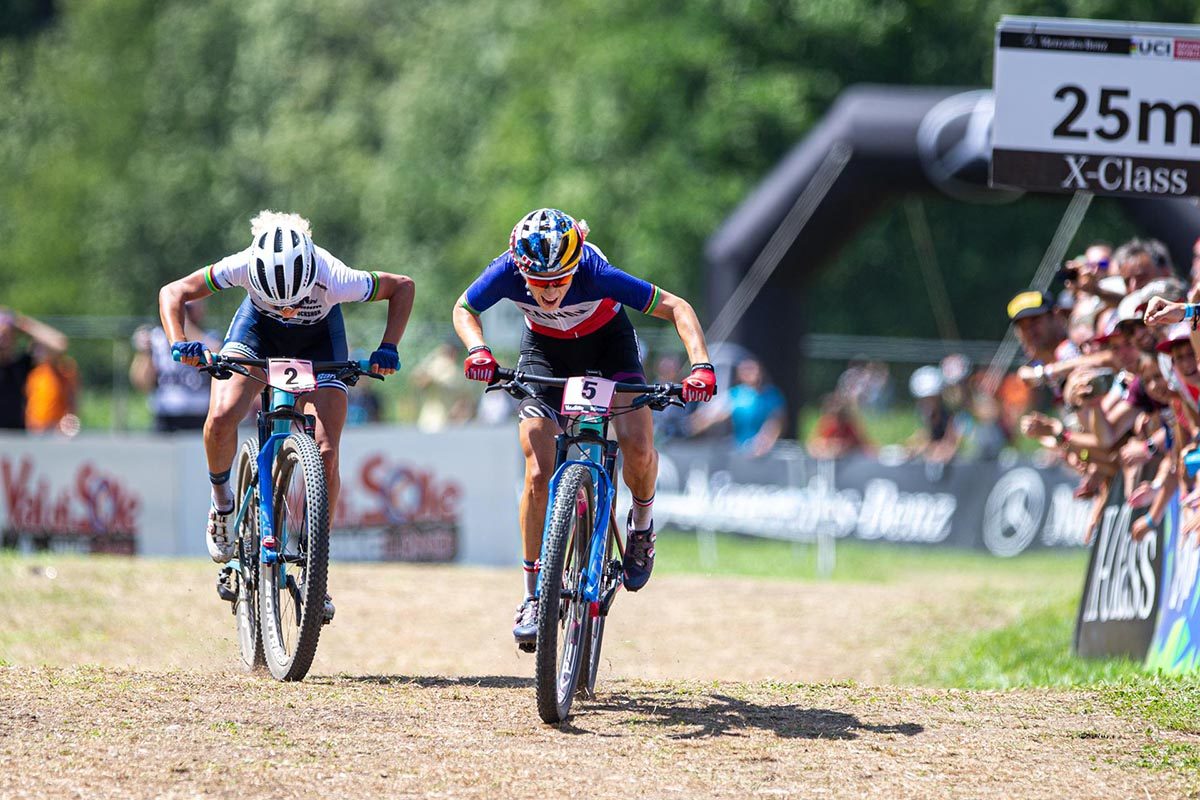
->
[226,386,299,587]
[536,415,616,604]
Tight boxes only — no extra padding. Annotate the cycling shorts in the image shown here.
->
[221,297,349,392]
[515,308,644,421]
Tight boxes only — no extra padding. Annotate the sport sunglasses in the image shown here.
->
[525,274,574,289]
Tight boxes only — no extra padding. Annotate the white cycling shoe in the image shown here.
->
[206,506,235,563]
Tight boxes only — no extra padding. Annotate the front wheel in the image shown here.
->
[260,433,329,682]
[233,437,265,672]
[535,464,594,723]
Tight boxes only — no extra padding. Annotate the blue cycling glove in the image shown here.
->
[369,342,400,373]
[171,340,206,363]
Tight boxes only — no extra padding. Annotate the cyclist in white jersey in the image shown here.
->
[158,210,415,563]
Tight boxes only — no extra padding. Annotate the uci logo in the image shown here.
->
[1130,36,1172,57]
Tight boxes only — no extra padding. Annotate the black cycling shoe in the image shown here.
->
[623,511,656,592]
[216,567,237,603]
[513,597,538,651]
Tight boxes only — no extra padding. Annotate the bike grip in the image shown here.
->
[171,350,181,363]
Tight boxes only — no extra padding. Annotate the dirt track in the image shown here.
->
[0,559,1195,798]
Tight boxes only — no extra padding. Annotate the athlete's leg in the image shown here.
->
[518,415,561,562]
[299,387,349,516]
[612,400,657,506]
[612,400,658,590]
[202,370,260,562]
[203,371,261,503]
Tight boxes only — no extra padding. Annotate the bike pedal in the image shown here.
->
[517,641,536,654]
[216,567,237,603]
[322,598,336,625]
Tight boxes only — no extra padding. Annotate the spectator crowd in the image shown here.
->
[1007,237,1198,542]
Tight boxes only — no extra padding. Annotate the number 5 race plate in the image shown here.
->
[268,358,318,393]
[561,376,616,416]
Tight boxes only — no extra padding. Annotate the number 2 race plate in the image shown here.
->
[561,376,616,416]
[268,358,318,394]
[992,15,1200,198]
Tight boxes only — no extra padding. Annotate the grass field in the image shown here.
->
[2,536,1198,798]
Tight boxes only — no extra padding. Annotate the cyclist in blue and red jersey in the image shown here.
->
[452,208,716,647]
[159,210,415,565]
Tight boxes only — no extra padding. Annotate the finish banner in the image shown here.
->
[1074,476,1162,660]
[1145,494,1200,672]
[653,444,1090,556]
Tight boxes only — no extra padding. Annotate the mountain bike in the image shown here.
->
[193,353,384,681]
[488,367,684,723]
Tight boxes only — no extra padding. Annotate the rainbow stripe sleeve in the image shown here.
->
[203,266,222,293]
[642,285,662,315]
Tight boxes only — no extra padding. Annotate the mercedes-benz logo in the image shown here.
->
[983,468,1045,556]
[917,89,1025,204]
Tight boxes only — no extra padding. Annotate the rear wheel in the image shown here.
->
[535,464,594,723]
[233,437,264,672]
[260,433,329,682]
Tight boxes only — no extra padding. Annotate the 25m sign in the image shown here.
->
[992,16,1200,198]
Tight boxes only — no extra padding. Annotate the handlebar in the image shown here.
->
[186,353,385,386]
[488,367,684,412]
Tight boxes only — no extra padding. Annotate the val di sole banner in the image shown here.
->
[1074,476,1162,660]
[1145,494,1200,672]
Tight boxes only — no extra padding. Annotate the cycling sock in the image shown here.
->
[209,469,233,513]
[523,560,539,599]
[631,493,654,530]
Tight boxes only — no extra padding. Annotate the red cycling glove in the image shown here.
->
[682,362,717,402]
[464,345,499,383]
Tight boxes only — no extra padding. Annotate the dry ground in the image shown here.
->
[0,558,1194,799]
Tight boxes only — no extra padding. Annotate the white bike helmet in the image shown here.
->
[249,222,317,307]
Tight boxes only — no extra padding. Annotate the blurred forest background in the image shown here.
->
[2,0,1197,403]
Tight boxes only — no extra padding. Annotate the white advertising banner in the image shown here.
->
[1,426,521,565]
[992,16,1200,197]
[0,434,182,556]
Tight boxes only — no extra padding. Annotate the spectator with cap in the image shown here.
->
[0,308,69,431]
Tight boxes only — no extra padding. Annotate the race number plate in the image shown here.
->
[561,376,616,416]
[268,358,318,393]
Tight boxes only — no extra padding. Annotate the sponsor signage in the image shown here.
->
[992,16,1200,198]
[652,443,1090,555]
[0,437,179,555]
[0,427,521,565]
[1074,477,1162,660]
[1145,495,1200,672]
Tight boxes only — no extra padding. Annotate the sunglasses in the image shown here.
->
[1088,257,1110,271]
[526,274,573,289]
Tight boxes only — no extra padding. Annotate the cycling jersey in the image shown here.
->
[462,243,662,339]
[205,245,381,325]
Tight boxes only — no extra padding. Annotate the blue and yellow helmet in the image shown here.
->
[509,208,588,278]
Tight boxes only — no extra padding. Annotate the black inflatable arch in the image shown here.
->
[705,84,1200,434]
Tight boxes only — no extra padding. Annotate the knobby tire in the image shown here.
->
[535,464,594,723]
[260,433,329,682]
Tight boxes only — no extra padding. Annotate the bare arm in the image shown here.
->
[649,290,710,366]
[158,269,214,346]
[452,293,487,351]
[11,311,68,356]
[372,273,416,348]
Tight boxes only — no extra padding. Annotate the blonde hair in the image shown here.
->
[250,209,313,239]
